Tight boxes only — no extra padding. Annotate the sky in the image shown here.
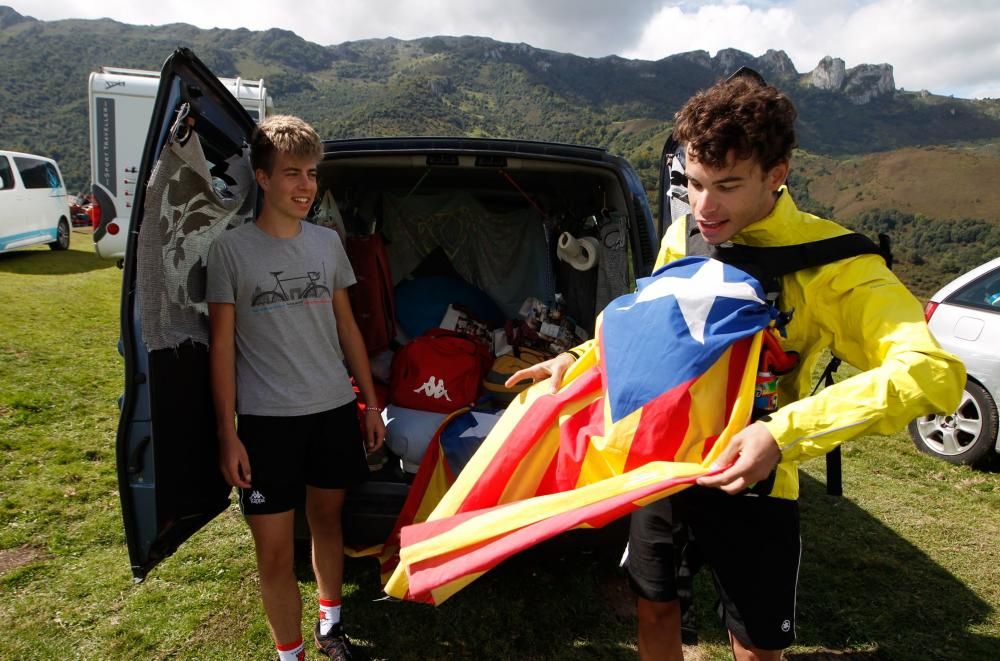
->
[8,0,1000,99]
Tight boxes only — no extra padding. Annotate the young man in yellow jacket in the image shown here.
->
[507,75,964,659]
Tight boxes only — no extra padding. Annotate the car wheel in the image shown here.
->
[49,218,70,251]
[908,380,999,466]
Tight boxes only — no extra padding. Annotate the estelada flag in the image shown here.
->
[385,257,775,604]
[376,407,469,583]
[376,407,504,583]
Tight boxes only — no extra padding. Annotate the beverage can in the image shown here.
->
[754,370,779,415]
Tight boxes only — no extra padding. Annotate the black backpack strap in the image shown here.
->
[685,218,888,307]
[712,232,886,282]
[878,232,893,270]
[809,354,846,497]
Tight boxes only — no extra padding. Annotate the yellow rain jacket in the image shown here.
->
[652,187,965,499]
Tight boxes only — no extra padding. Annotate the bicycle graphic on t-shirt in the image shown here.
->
[252,269,331,306]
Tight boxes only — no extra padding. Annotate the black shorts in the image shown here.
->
[624,486,801,651]
[235,401,369,516]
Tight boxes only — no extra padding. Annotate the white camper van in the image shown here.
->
[0,150,71,254]
[88,66,271,261]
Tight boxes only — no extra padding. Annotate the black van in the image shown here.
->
[116,48,659,581]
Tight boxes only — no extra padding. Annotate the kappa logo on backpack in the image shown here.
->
[414,376,452,401]
[390,329,492,413]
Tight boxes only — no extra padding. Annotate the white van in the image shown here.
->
[88,66,271,261]
[0,150,71,253]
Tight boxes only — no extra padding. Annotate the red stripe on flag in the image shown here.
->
[548,395,606,493]
[533,440,563,496]
[455,367,603,513]
[726,337,751,415]
[703,336,752,459]
[403,469,718,602]
[398,500,511,547]
[378,408,466,578]
[623,379,695,472]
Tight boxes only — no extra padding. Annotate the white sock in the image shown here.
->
[318,597,342,636]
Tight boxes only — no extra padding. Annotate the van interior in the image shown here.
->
[123,119,648,576]
[317,153,637,333]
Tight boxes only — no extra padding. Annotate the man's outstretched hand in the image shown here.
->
[503,352,577,394]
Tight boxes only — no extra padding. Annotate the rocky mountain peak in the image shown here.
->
[811,55,847,90]
[810,55,894,104]
[709,48,806,84]
[757,49,797,78]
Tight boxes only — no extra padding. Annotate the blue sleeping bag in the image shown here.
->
[394,276,504,339]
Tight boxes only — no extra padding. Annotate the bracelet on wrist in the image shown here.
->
[365,406,384,413]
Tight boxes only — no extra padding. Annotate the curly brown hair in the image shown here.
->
[673,76,797,173]
[251,114,323,174]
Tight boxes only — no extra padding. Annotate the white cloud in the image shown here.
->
[7,0,1000,98]
[7,0,661,53]
[623,4,797,63]
[624,0,1000,98]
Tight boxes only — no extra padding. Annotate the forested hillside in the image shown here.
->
[4,6,1000,190]
[2,5,998,292]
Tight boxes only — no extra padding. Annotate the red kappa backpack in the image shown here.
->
[390,329,492,414]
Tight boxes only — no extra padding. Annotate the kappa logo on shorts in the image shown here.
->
[413,376,452,401]
[781,619,791,633]
[248,490,266,505]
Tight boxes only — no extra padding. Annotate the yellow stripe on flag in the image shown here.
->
[385,329,763,602]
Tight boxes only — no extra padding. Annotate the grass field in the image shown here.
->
[1,236,998,660]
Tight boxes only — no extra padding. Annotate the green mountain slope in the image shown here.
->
[2,6,998,292]
[3,6,1000,196]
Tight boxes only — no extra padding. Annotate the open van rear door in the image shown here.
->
[656,133,689,239]
[116,48,256,581]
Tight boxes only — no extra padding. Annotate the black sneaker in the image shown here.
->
[315,621,354,661]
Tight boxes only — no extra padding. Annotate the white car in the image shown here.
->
[0,150,71,253]
[909,257,1000,466]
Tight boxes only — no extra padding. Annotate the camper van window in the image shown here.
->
[13,157,58,190]
[0,156,13,190]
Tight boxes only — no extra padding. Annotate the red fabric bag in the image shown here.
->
[390,329,492,413]
[345,233,395,356]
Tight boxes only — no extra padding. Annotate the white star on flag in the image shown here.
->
[615,258,764,344]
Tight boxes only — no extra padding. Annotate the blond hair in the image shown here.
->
[251,114,323,174]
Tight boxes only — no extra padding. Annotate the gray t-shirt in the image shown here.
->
[206,221,358,416]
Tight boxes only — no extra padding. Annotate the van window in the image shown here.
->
[13,156,60,190]
[0,156,14,190]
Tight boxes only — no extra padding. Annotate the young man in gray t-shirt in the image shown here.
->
[206,115,384,661]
